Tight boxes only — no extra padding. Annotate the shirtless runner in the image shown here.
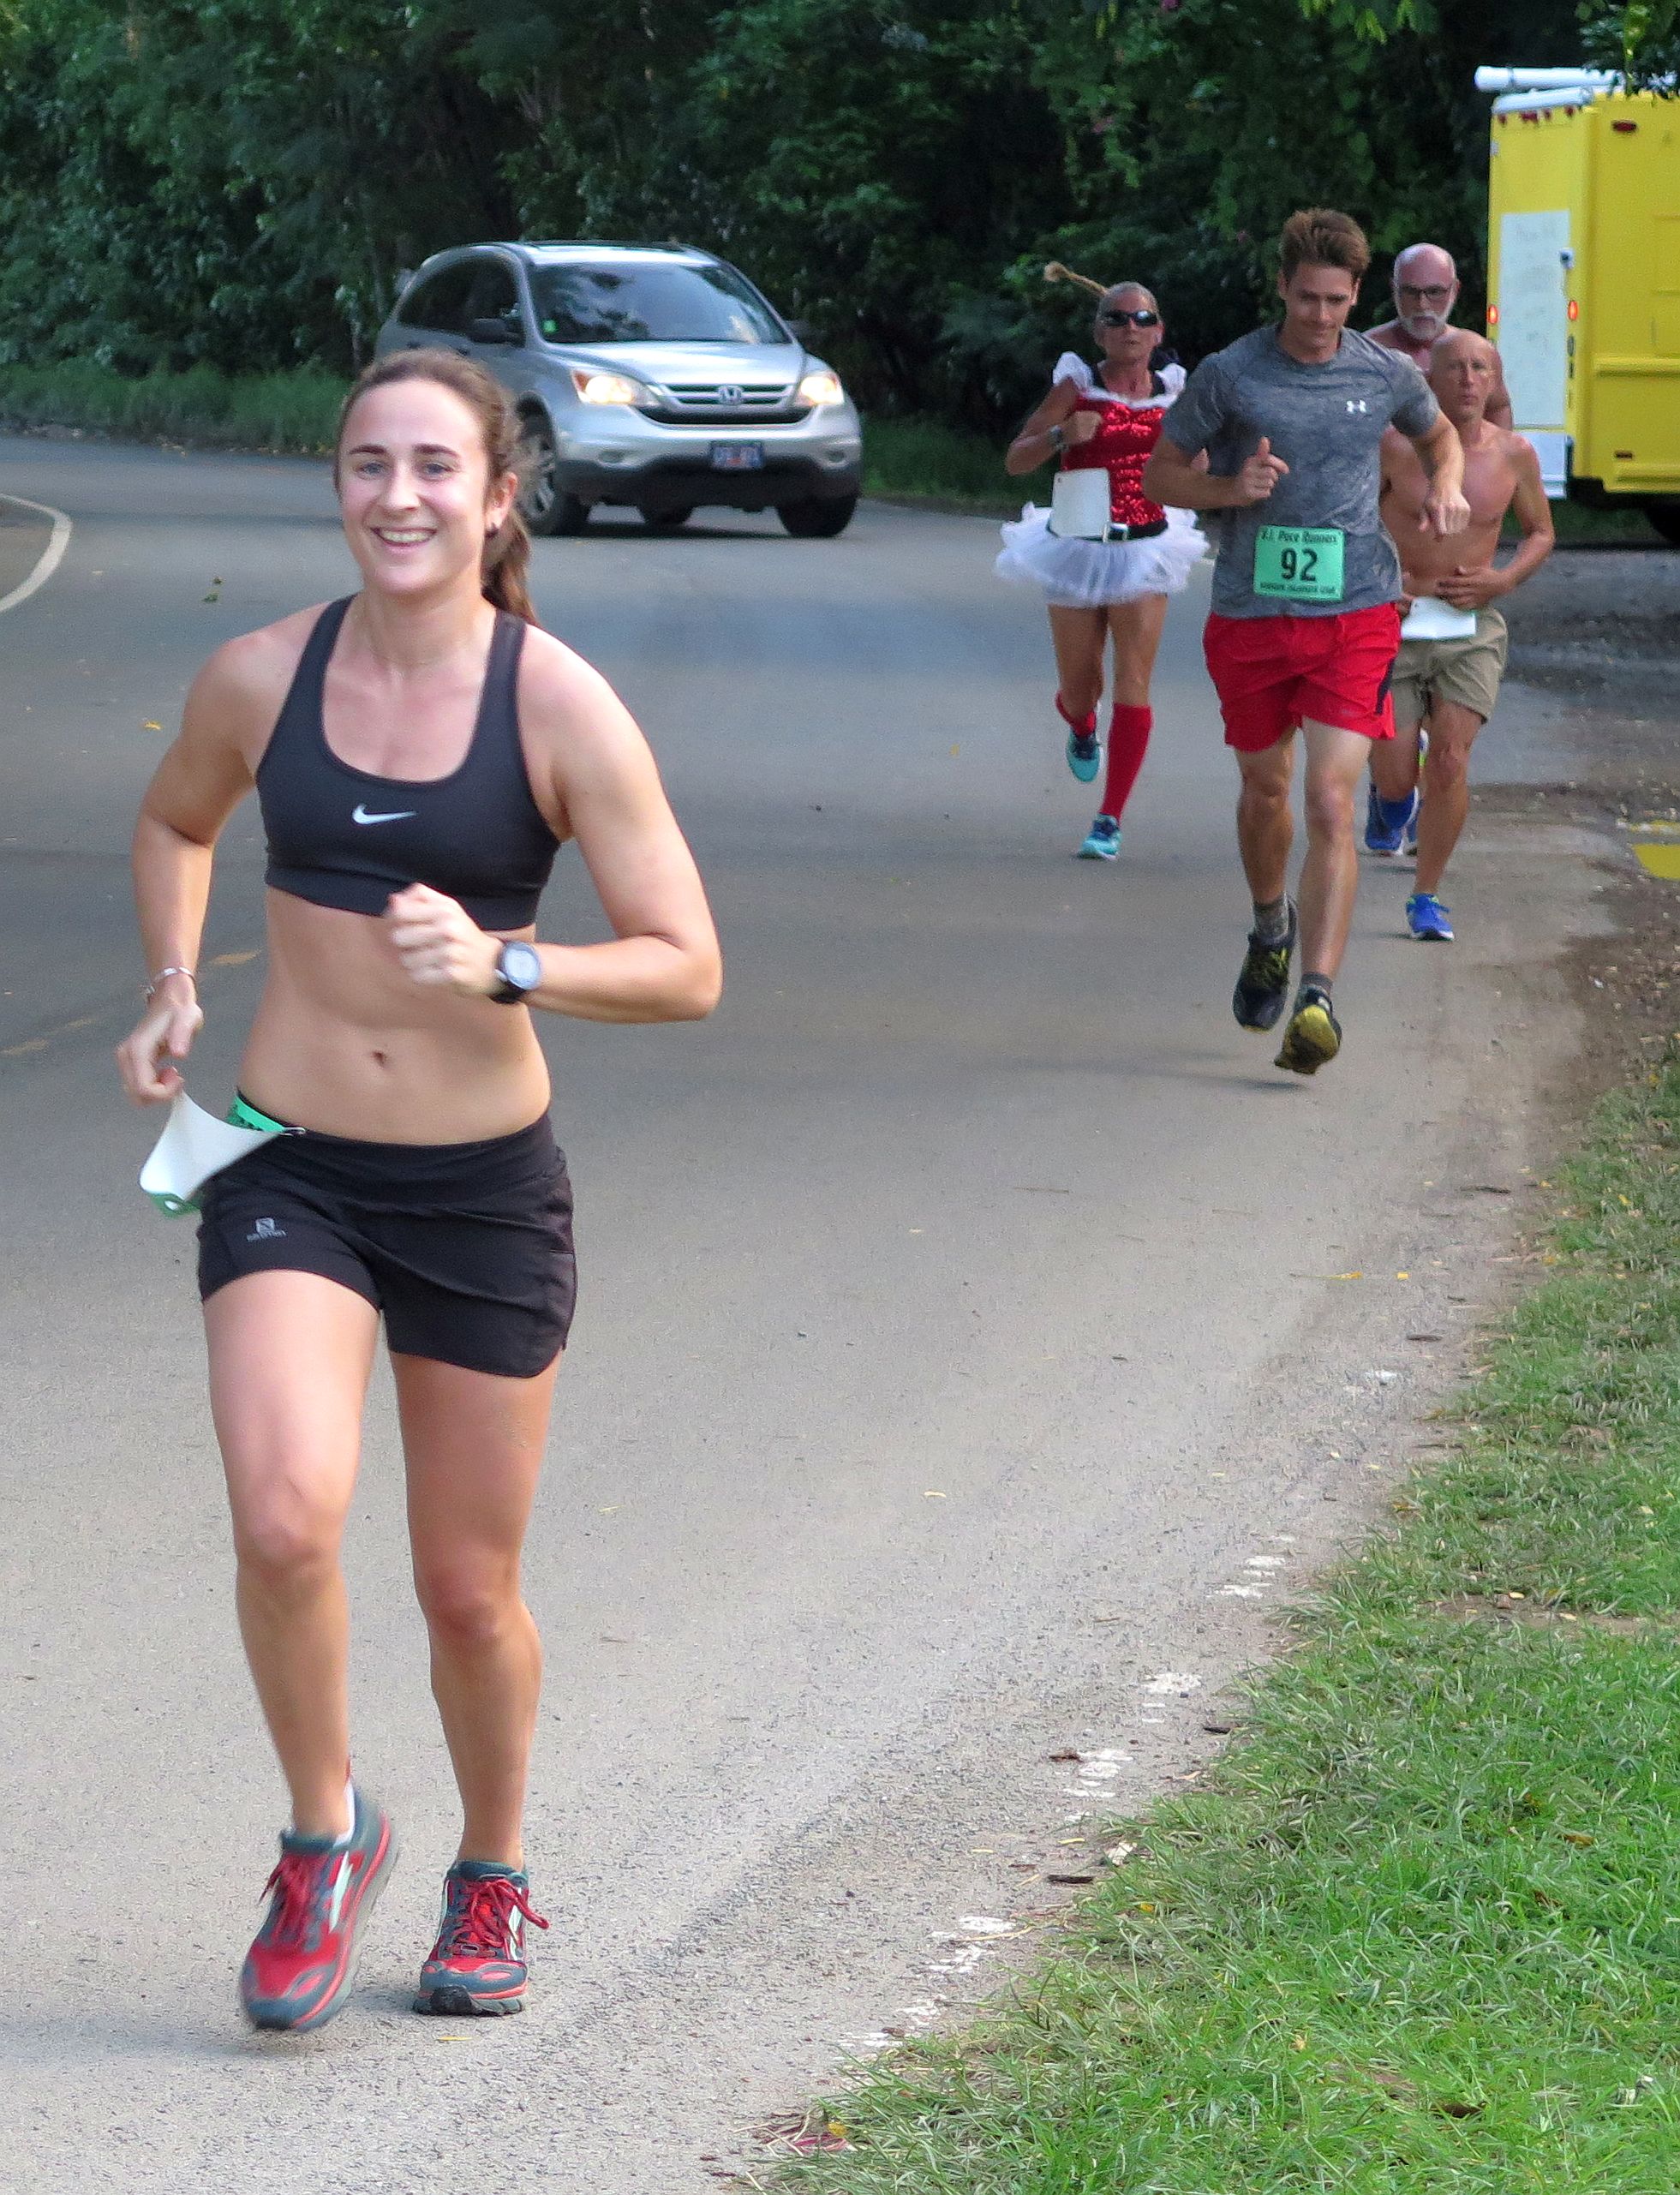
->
[1368,242,1513,430]
[1366,329,1553,939]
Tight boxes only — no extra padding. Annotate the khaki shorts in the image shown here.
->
[1391,605,1508,727]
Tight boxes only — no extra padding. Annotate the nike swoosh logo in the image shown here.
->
[352,804,418,825]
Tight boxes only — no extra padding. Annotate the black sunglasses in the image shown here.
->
[1098,308,1161,328]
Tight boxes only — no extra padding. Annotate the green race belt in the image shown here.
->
[227,1093,291,1133]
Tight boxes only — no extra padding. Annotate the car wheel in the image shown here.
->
[1646,500,1680,547]
[777,495,858,539]
[639,507,695,532]
[517,417,589,538]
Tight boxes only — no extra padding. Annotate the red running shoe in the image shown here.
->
[240,1787,397,2032]
[415,1862,549,2015]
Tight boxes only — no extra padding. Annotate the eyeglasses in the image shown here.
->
[1098,308,1161,329]
[1396,285,1452,305]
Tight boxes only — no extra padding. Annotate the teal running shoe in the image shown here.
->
[1065,722,1100,784]
[1077,815,1121,860]
[1407,891,1454,941]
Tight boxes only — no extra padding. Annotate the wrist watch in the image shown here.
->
[489,940,542,1005]
[1049,424,1066,453]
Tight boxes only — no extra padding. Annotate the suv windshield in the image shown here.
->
[529,261,786,346]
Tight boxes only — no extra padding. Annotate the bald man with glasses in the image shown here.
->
[1369,244,1513,429]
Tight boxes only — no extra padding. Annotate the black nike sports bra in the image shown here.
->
[256,595,561,930]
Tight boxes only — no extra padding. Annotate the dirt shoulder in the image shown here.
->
[1485,547,1680,1079]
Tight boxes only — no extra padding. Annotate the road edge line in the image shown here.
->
[0,493,72,617]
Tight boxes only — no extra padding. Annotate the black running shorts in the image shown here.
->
[197,1112,576,1379]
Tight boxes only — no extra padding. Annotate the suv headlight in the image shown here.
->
[571,368,650,407]
[797,370,844,408]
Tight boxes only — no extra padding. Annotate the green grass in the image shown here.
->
[862,416,1018,515]
[783,1062,1680,2192]
[0,360,345,453]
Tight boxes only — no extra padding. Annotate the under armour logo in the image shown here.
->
[247,1217,285,1241]
[1346,399,1370,414]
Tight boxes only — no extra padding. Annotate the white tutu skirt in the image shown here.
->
[995,503,1205,608]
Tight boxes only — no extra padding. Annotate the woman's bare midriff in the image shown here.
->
[239,889,552,1142]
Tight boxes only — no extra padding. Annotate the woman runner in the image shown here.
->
[996,272,1204,858]
[114,350,721,2033]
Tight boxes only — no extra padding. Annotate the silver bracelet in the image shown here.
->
[143,966,196,1002]
[1048,424,1066,454]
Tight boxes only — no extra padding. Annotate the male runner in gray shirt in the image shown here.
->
[1143,207,1468,1074]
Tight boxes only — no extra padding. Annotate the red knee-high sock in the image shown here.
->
[1055,691,1097,738]
[1100,703,1151,819]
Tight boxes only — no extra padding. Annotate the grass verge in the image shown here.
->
[780,1058,1680,2192]
[0,361,344,453]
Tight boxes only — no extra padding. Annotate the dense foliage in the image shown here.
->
[0,0,1605,425]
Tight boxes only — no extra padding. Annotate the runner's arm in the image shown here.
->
[1004,380,1097,475]
[117,646,263,1103]
[1437,440,1554,608]
[1142,432,1281,510]
[385,643,721,1025]
[1408,411,1470,536]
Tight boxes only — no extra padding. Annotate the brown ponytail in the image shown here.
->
[335,348,539,625]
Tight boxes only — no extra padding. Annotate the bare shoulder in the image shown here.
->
[1501,428,1544,475]
[183,602,326,753]
[516,623,649,777]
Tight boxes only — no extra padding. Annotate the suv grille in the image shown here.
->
[639,381,804,426]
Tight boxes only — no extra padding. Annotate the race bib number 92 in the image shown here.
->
[1253,524,1344,603]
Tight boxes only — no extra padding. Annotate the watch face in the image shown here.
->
[502,942,542,990]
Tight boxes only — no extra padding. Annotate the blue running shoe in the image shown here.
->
[1065,723,1101,784]
[1407,891,1454,941]
[1077,814,1121,860]
[1364,784,1418,855]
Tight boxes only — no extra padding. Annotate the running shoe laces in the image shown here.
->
[254,1849,336,1953]
[433,1873,550,1961]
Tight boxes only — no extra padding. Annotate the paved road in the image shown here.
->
[0,437,1608,2193]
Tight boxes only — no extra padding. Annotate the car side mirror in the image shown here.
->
[786,318,814,347]
[468,316,519,346]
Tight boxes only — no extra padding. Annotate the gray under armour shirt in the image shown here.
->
[1163,326,1438,619]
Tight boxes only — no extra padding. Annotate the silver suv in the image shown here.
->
[374,242,863,538]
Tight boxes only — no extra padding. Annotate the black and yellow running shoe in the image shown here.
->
[1231,902,1297,1032]
[1275,986,1342,1075]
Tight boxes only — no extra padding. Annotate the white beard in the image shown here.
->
[1398,309,1448,344]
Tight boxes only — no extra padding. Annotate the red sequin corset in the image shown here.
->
[1061,394,1170,527]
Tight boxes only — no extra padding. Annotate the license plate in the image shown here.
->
[710,441,764,471]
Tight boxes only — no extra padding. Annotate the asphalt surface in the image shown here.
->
[0,440,1612,2192]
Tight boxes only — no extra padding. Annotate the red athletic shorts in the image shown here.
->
[1204,604,1402,752]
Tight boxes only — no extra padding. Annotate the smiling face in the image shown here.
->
[336,379,518,601]
[1095,284,1163,375]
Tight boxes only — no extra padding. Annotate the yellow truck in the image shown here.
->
[1477,64,1680,541]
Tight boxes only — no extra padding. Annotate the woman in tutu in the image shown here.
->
[997,271,1205,858]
